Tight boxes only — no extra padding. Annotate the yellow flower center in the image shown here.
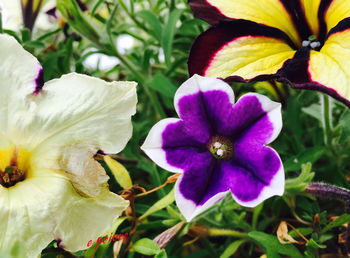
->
[0,147,31,188]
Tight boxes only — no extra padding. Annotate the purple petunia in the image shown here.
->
[141,75,284,221]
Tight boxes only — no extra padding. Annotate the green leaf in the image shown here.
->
[321,214,350,233]
[161,9,183,67]
[155,249,168,258]
[137,10,163,41]
[133,238,161,255]
[147,74,177,98]
[284,148,325,172]
[220,239,247,258]
[248,231,303,258]
[306,238,326,249]
[139,187,175,220]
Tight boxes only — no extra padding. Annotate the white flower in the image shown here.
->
[0,34,137,257]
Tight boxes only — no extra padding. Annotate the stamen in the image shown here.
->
[216,149,224,156]
[213,142,222,149]
[310,41,321,49]
[302,40,310,47]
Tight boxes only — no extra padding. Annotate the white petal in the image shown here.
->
[18,73,137,168]
[0,35,42,137]
[0,169,129,257]
[0,0,22,30]
[141,118,183,173]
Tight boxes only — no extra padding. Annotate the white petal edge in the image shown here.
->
[141,118,183,173]
[174,174,229,222]
[174,74,235,117]
[238,92,282,144]
[231,147,285,207]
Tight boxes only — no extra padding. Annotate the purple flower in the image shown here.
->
[141,75,284,221]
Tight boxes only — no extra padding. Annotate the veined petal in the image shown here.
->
[300,0,321,37]
[18,73,137,168]
[0,35,43,136]
[188,21,296,81]
[0,168,129,257]
[189,0,301,45]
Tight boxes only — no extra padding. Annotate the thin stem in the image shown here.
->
[207,228,249,238]
[134,174,179,198]
[321,94,332,146]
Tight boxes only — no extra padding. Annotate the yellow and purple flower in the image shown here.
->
[188,0,350,107]
[0,34,137,257]
[141,75,284,221]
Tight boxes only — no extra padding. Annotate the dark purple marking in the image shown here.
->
[188,0,233,25]
[33,68,44,95]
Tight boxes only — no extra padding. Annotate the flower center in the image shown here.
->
[208,135,233,160]
[0,147,31,188]
[301,35,321,50]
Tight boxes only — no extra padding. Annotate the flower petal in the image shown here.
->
[174,158,219,222]
[323,0,350,34]
[141,118,210,173]
[174,75,234,143]
[230,93,282,144]
[0,169,129,257]
[188,0,301,45]
[279,18,350,107]
[19,73,137,168]
[217,157,283,207]
[188,20,296,80]
[0,35,43,137]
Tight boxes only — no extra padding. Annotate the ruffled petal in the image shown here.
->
[0,168,129,257]
[141,118,210,173]
[17,73,137,168]
[188,20,296,80]
[188,0,301,45]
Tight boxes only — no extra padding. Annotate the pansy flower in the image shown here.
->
[188,0,350,107]
[0,34,137,256]
[141,75,284,221]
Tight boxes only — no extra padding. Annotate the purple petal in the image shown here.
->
[162,120,209,170]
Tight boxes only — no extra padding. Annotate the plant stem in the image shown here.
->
[207,228,249,238]
[321,94,332,146]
